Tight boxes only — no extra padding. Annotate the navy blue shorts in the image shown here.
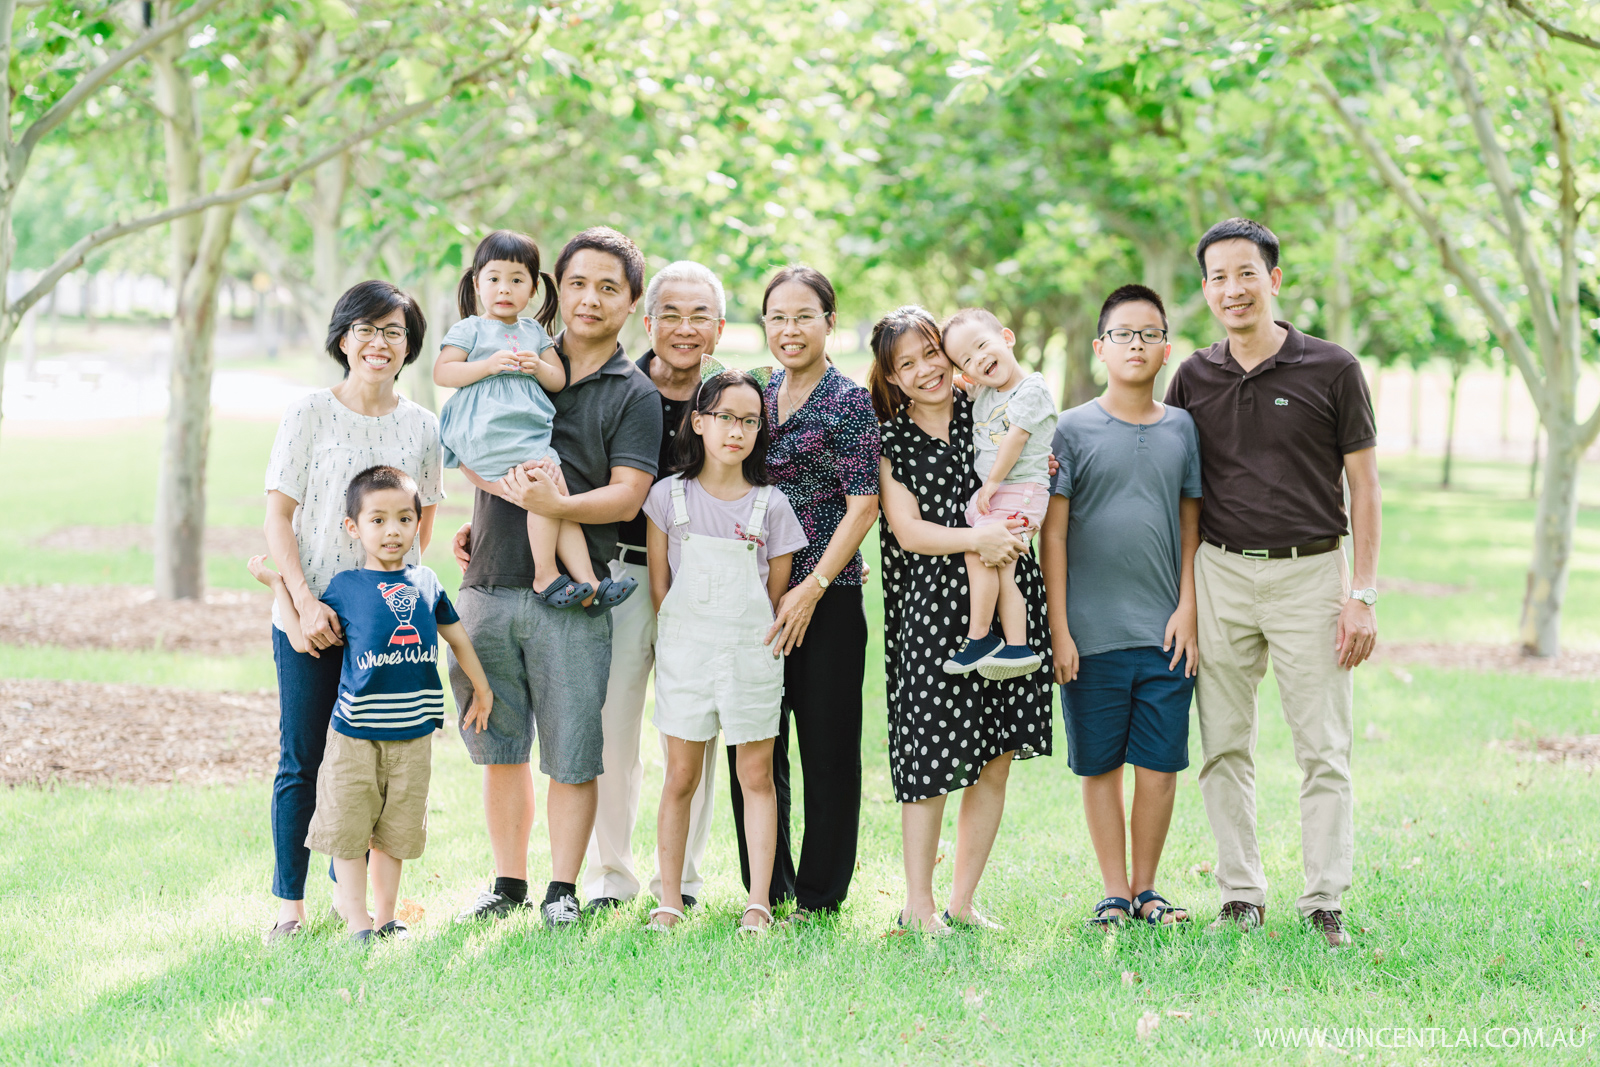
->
[1060,646,1194,777]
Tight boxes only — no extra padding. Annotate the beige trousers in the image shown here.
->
[1194,542,1354,916]
[582,559,718,902]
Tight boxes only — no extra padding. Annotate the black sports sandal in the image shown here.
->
[1133,889,1190,927]
[1086,896,1133,927]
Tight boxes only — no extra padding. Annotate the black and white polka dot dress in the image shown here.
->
[880,394,1053,803]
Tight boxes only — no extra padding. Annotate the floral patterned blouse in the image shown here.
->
[763,364,882,587]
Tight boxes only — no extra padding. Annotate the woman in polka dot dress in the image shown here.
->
[868,305,1053,934]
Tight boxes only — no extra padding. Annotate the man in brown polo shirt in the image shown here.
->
[1165,218,1380,949]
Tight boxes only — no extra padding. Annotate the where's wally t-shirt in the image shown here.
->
[321,564,459,741]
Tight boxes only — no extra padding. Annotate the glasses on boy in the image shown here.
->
[1100,327,1168,345]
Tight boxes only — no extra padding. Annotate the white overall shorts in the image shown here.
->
[652,475,785,745]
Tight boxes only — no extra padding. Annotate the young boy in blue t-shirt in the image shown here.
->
[1040,284,1202,932]
[251,465,494,942]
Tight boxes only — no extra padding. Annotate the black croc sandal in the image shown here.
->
[1134,889,1190,927]
[532,575,593,609]
[583,575,639,617]
[1086,896,1133,927]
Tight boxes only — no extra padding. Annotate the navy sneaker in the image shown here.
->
[943,634,1003,675]
[976,644,1042,680]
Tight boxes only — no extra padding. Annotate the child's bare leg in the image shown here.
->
[964,552,1000,640]
[525,510,567,591]
[655,737,707,923]
[459,463,502,498]
[735,738,777,924]
[555,518,600,590]
[996,559,1027,645]
[369,847,402,929]
[331,855,372,933]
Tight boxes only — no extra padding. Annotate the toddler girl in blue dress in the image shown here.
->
[434,230,634,611]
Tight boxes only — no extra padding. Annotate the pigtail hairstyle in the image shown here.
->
[672,369,771,487]
[456,229,558,330]
[867,305,943,422]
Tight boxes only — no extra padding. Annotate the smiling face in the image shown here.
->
[1201,237,1282,334]
[558,249,638,344]
[943,317,1020,390]
[338,307,408,385]
[1093,300,1171,387]
[476,259,536,323]
[646,279,725,372]
[887,327,953,407]
[691,381,764,469]
[763,280,833,373]
[343,486,418,568]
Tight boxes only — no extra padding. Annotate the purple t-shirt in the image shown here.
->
[643,475,809,586]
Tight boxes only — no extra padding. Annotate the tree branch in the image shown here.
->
[1503,0,1600,51]
[16,0,231,165]
[1436,14,1563,368]
[1307,63,1551,416]
[10,50,514,325]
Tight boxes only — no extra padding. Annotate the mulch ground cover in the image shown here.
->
[0,583,272,657]
[0,678,279,787]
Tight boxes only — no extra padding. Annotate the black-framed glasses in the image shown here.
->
[350,323,409,344]
[704,410,762,432]
[654,313,719,329]
[1101,327,1167,344]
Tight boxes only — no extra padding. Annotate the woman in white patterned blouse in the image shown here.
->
[260,280,444,942]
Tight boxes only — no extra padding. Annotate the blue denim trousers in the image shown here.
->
[270,627,342,900]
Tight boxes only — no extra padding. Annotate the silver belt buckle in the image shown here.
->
[1242,548,1270,559]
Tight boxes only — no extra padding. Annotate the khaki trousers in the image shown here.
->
[1195,542,1354,916]
[583,559,718,902]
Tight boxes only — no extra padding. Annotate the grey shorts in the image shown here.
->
[449,585,612,783]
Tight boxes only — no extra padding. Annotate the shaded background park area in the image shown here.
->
[0,0,1597,1064]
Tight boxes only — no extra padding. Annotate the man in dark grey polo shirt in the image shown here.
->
[1165,218,1381,950]
[448,227,663,928]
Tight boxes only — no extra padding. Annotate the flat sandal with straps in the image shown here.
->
[739,902,773,934]
[645,905,685,932]
[1086,896,1133,928]
[1133,889,1190,927]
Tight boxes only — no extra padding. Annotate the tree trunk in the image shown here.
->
[303,150,351,339]
[1056,304,1098,410]
[1327,198,1356,352]
[1441,361,1462,488]
[1529,421,1541,500]
[1520,430,1581,657]
[1500,357,1512,448]
[1409,365,1422,451]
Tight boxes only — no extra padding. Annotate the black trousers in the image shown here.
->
[727,582,866,912]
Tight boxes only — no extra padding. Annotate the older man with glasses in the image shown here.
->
[582,260,731,914]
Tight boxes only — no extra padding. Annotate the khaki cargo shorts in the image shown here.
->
[304,727,433,861]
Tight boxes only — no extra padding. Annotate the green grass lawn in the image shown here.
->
[2,421,1598,1064]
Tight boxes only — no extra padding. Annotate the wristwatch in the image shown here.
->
[813,572,831,591]
[1350,587,1377,606]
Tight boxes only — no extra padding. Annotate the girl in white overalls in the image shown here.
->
[642,370,807,933]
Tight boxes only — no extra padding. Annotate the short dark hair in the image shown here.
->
[761,265,837,319]
[344,465,421,521]
[672,370,770,486]
[325,280,427,377]
[459,229,559,331]
[1096,284,1169,336]
[1196,217,1280,276]
[553,226,646,302]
